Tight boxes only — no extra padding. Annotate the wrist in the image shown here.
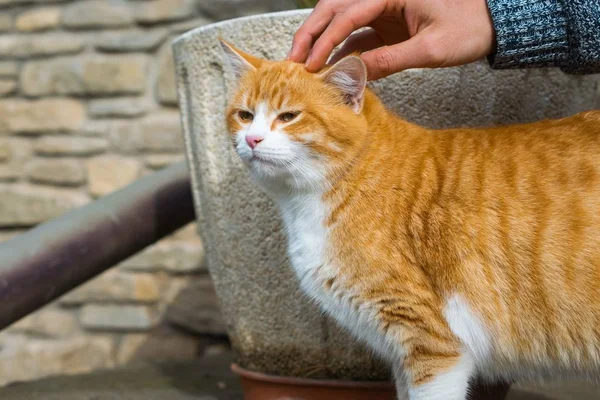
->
[486,0,569,69]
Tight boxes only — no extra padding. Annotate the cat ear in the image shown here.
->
[219,39,262,79]
[319,56,367,113]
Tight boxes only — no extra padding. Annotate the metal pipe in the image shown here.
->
[0,161,195,330]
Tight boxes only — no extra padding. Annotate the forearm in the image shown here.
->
[487,0,600,74]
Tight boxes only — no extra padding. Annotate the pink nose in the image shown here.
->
[245,135,263,149]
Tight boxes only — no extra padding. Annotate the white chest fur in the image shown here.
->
[276,192,328,291]
[275,192,403,363]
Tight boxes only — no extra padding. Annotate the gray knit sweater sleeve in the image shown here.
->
[486,0,600,74]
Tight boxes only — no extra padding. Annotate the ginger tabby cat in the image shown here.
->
[220,39,600,400]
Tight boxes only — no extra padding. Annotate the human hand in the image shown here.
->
[287,0,496,80]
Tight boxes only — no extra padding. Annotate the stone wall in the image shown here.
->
[0,0,298,386]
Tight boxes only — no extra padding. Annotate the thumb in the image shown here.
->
[361,34,443,80]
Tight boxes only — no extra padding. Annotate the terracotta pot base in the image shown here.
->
[232,363,510,400]
[232,363,395,400]
[232,363,512,400]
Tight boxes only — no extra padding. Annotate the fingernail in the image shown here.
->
[304,54,312,68]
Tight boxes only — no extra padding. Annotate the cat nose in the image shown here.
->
[245,134,263,149]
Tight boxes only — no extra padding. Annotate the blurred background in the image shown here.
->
[0,0,314,387]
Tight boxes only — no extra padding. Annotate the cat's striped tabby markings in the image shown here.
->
[221,39,600,400]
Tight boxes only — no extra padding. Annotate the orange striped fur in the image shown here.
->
[221,40,600,399]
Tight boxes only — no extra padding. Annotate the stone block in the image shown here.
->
[155,41,177,105]
[0,34,84,58]
[5,137,32,159]
[170,222,199,241]
[0,79,16,96]
[0,14,12,32]
[0,61,18,77]
[0,137,31,163]
[164,277,226,335]
[0,165,20,182]
[59,270,160,305]
[26,158,86,186]
[8,308,77,338]
[79,120,112,137]
[34,136,108,157]
[203,343,230,357]
[86,155,141,197]
[0,139,10,161]
[106,120,141,153]
[0,184,89,227]
[144,154,184,170]
[0,99,85,135]
[62,0,132,29]
[15,7,60,32]
[79,304,157,331]
[88,97,151,118]
[136,0,197,24]
[0,0,59,4]
[21,54,148,97]
[197,0,297,20]
[120,240,205,274]
[108,113,182,154]
[78,55,147,95]
[0,336,114,386]
[117,332,198,364]
[138,111,183,152]
[0,138,31,181]
[169,16,212,33]
[95,29,167,52]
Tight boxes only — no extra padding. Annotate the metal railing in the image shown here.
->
[0,161,195,330]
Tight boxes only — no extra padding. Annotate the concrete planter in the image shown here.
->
[173,6,599,389]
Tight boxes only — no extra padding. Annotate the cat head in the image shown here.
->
[221,39,369,193]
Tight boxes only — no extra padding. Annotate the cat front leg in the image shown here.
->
[393,367,410,399]
[403,351,474,400]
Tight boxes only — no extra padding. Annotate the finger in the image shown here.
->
[328,29,385,65]
[361,33,444,80]
[288,0,341,63]
[305,0,388,72]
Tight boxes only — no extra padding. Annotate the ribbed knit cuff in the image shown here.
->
[486,0,569,69]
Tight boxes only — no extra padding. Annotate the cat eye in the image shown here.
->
[238,110,254,122]
[278,111,299,123]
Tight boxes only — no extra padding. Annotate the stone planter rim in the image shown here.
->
[173,9,311,46]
